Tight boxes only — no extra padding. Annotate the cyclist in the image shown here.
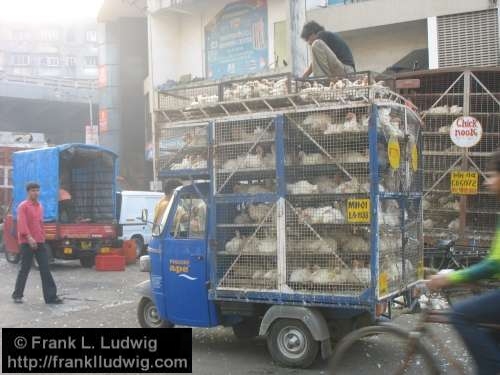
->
[427,150,500,375]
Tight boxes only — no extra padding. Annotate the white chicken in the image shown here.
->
[423,218,435,230]
[298,151,326,165]
[310,267,337,284]
[342,112,359,132]
[341,235,370,253]
[290,267,313,283]
[313,176,339,194]
[234,211,253,224]
[443,200,460,211]
[448,218,460,231]
[438,125,451,134]
[427,105,449,114]
[252,270,265,279]
[248,204,272,222]
[449,105,463,115]
[299,206,344,225]
[257,239,276,254]
[334,178,360,194]
[225,231,243,253]
[170,156,192,170]
[302,113,332,133]
[190,155,207,169]
[263,269,278,280]
[287,180,319,195]
[306,238,338,254]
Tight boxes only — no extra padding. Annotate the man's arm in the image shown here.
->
[302,63,313,79]
[17,205,36,247]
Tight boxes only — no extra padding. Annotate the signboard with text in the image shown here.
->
[85,126,99,145]
[451,171,479,195]
[347,199,371,224]
[450,116,482,148]
[205,0,268,79]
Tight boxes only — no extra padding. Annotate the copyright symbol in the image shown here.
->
[14,336,27,350]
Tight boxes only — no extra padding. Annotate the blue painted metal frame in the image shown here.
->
[368,103,380,313]
[202,105,423,312]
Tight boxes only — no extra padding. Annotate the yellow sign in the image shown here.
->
[411,144,418,172]
[451,171,478,195]
[379,272,389,295]
[63,248,73,255]
[347,199,371,224]
[388,138,401,169]
[100,247,110,254]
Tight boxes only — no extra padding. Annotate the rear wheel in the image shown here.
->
[137,297,173,328]
[80,256,95,268]
[330,324,440,375]
[267,319,319,368]
[5,251,20,264]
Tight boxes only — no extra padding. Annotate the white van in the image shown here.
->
[117,191,163,255]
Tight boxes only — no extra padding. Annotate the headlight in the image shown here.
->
[139,255,151,273]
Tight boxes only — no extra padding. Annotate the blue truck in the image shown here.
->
[137,98,424,368]
[4,144,119,267]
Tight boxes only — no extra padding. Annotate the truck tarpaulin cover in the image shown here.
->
[12,144,118,222]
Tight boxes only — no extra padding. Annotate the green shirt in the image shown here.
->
[448,217,500,284]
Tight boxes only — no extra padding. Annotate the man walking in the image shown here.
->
[12,182,62,304]
[301,21,355,79]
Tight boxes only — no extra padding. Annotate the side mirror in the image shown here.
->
[141,209,148,223]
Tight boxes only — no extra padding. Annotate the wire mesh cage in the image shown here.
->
[397,68,500,252]
[157,122,209,177]
[220,73,294,102]
[214,116,277,194]
[216,202,278,290]
[210,101,423,301]
[158,82,220,111]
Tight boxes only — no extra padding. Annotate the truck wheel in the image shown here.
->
[267,319,319,368]
[232,318,260,339]
[5,251,20,264]
[137,297,173,328]
[80,256,95,268]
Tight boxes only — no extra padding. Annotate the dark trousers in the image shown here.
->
[450,289,500,375]
[12,243,58,303]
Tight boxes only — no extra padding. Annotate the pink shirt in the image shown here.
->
[17,200,45,244]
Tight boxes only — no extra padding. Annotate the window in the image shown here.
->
[170,197,207,239]
[67,56,76,67]
[86,30,97,42]
[40,56,59,67]
[12,30,31,41]
[40,29,59,41]
[12,54,30,66]
[85,56,98,66]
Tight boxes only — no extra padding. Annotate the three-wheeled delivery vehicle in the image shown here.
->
[137,90,424,367]
[4,144,119,267]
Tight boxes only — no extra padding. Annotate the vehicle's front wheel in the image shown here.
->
[5,251,20,264]
[267,318,319,368]
[137,297,173,328]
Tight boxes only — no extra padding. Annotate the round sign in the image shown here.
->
[450,116,482,148]
[411,143,418,172]
[388,138,401,170]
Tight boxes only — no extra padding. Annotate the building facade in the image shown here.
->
[0,20,99,79]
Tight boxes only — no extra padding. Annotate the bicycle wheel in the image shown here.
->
[330,324,440,375]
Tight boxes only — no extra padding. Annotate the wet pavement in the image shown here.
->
[0,254,474,374]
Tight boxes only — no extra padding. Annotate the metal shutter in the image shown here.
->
[437,9,499,68]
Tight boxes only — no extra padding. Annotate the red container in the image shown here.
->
[95,254,126,271]
[122,240,137,265]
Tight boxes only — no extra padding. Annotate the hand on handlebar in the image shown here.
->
[426,274,453,291]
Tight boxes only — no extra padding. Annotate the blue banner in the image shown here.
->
[205,0,268,79]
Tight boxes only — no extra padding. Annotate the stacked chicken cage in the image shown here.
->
[396,68,500,264]
[156,122,210,180]
[212,100,423,303]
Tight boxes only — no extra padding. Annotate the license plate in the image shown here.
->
[101,247,111,254]
[63,248,73,255]
[81,241,92,250]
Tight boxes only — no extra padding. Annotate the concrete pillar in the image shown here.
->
[287,0,308,77]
